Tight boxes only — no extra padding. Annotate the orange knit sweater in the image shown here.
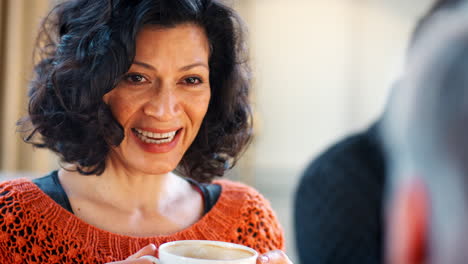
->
[0,178,284,263]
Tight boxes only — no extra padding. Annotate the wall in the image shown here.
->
[234,0,434,262]
[0,0,57,174]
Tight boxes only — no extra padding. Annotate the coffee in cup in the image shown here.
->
[155,240,258,264]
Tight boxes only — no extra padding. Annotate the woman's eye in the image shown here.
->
[183,77,202,85]
[124,74,148,83]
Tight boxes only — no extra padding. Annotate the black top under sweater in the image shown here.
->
[33,171,221,215]
[294,122,386,264]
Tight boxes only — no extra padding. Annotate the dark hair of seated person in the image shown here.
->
[18,0,252,182]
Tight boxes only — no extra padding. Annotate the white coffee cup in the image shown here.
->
[152,240,258,264]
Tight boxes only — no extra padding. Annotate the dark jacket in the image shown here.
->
[294,122,386,264]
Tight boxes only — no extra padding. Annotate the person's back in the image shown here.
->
[294,1,465,263]
[295,123,385,263]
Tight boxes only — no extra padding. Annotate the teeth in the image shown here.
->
[134,128,178,144]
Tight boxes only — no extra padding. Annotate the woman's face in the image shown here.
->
[103,23,211,175]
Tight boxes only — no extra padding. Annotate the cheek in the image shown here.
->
[192,93,211,125]
[105,93,140,126]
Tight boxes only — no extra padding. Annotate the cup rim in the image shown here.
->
[159,240,258,263]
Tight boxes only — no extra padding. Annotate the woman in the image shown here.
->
[0,0,292,263]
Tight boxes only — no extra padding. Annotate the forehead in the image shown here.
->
[134,23,210,60]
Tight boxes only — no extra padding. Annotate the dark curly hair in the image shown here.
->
[19,0,252,182]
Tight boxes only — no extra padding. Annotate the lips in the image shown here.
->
[132,128,178,144]
[131,127,182,154]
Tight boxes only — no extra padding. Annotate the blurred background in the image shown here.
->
[0,0,435,262]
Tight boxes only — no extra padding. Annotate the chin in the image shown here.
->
[129,161,178,175]
[109,136,188,176]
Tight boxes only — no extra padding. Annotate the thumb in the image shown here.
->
[127,244,157,259]
[257,250,293,264]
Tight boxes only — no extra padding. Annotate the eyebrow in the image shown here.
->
[132,60,209,71]
[179,62,209,71]
[133,61,156,70]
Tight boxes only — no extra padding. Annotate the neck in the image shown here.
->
[58,161,191,215]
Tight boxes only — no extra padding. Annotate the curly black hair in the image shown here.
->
[19,0,252,182]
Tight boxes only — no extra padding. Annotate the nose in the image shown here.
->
[143,84,181,121]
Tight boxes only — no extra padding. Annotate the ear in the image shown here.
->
[102,92,110,104]
[386,178,429,264]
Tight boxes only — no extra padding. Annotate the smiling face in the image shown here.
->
[103,23,211,175]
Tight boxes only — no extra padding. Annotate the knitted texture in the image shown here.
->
[0,178,284,263]
[295,123,386,264]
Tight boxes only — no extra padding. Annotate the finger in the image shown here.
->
[127,244,157,259]
[257,250,293,264]
[108,256,159,264]
[111,258,158,264]
[139,255,160,264]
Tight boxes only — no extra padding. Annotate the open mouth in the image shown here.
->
[132,128,181,144]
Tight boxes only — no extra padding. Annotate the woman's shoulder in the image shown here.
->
[0,178,39,209]
[213,179,275,208]
[214,179,265,198]
[212,179,285,252]
[0,178,36,196]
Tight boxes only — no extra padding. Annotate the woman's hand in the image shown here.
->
[106,244,159,264]
[257,250,293,264]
